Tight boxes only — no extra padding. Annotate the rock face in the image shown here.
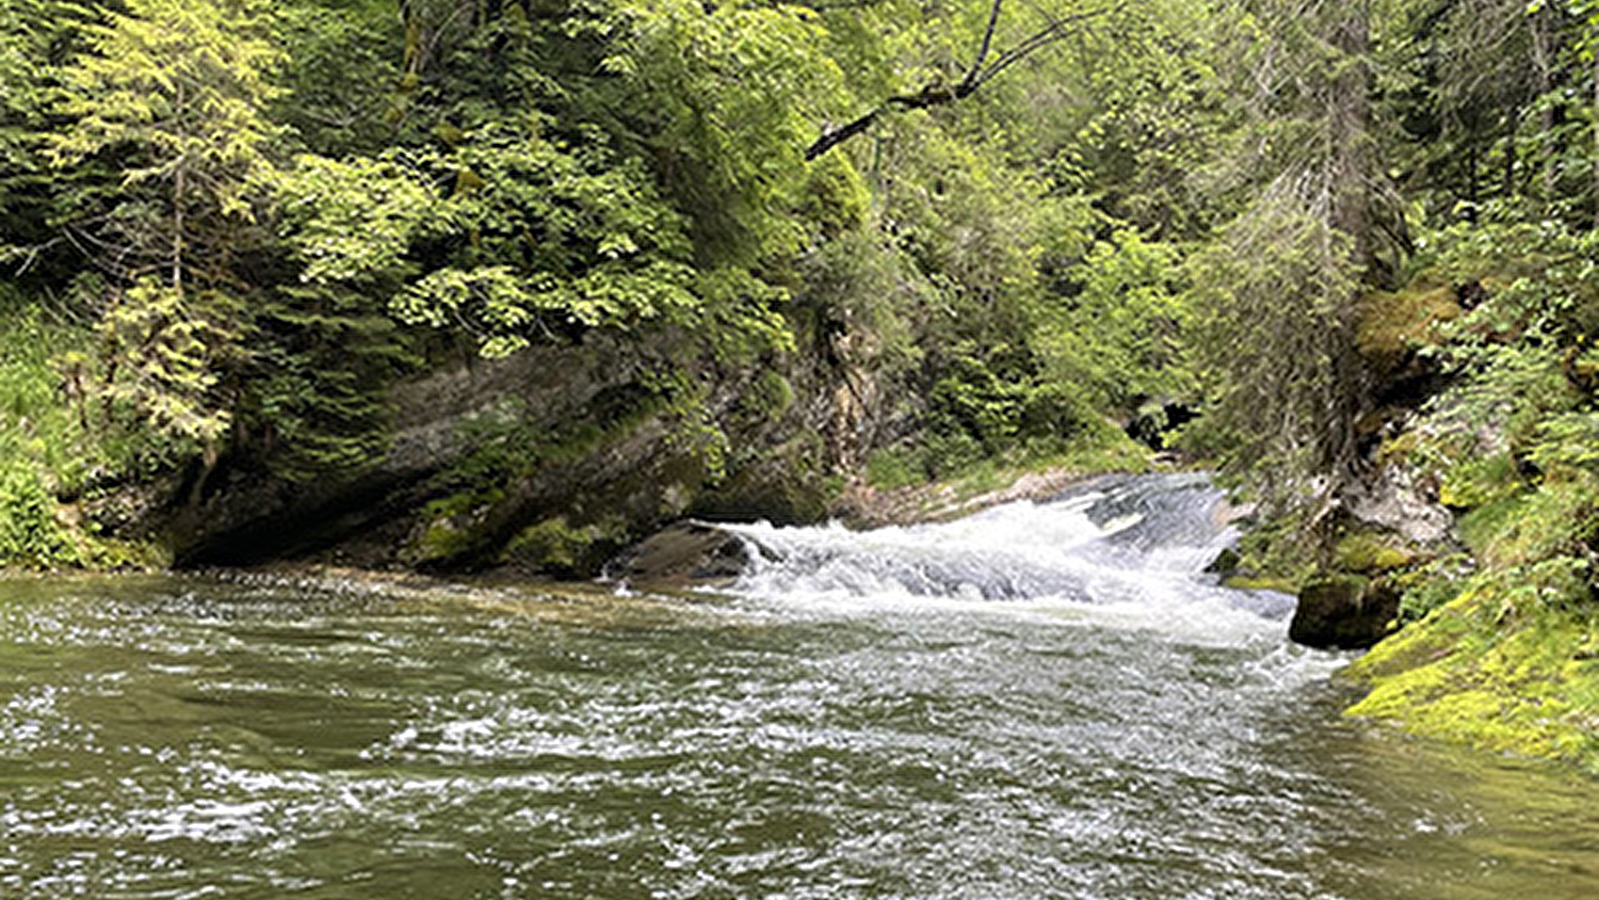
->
[1290,575,1401,650]
[1343,461,1454,546]
[156,328,882,575]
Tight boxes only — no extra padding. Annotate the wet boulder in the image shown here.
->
[1289,575,1401,650]
[607,522,751,589]
[1203,547,1241,576]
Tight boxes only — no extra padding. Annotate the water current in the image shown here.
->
[2,474,1597,898]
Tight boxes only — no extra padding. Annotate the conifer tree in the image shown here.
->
[48,0,284,453]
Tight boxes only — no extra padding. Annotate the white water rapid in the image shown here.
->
[719,473,1297,645]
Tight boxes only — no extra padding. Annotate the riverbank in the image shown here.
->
[1341,582,1599,776]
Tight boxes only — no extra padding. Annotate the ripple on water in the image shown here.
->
[3,483,1599,899]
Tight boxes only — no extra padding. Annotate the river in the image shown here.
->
[2,474,1597,898]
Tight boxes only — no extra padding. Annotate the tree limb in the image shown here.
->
[805,1,1131,161]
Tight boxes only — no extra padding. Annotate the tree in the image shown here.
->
[1187,0,1384,521]
[49,0,283,294]
[47,0,284,460]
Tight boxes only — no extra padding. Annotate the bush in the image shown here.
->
[0,468,76,568]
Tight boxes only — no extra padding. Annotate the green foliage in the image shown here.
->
[603,0,848,264]
[48,0,285,232]
[865,448,925,491]
[0,0,95,263]
[1035,228,1193,413]
[0,468,76,569]
[0,298,170,569]
[249,284,417,480]
[272,1,400,157]
[98,280,238,448]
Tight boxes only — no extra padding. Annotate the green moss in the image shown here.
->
[1456,477,1599,568]
[1356,283,1462,359]
[1439,452,1522,509]
[696,430,837,524]
[1229,508,1319,591]
[747,370,795,421]
[1335,533,1417,573]
[505,517,594,572]
[1223,575,1299,593]
[408,488,504,565]
[502,515,630,577]
[1344,569,1599,774]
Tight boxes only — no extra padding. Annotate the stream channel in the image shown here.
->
[3,473,1598,898]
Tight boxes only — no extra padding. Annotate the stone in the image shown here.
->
[1203,547,1241,575]
[1290,575,1401,650]
[1343,462,1454,546]
[606,522,751,589]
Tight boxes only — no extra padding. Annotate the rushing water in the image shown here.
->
[3,475,1598,899]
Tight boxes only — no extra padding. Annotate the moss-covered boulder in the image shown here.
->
[1290,574,1401,649]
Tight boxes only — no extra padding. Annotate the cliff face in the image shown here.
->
[160,330,885,576]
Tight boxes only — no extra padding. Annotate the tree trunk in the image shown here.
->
[1533,5,1556,205]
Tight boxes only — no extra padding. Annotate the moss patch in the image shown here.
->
[1344,572,1599,775]
[1356,283,1462,360]
[1335,532,1418,573]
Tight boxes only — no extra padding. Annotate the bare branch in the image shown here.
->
[805,1,1132,160]
[959,0,1006,95]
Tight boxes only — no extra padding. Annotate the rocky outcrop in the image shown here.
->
[1342,461,1453,545]
[157,326,886,575]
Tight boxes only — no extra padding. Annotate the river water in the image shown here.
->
[2,474,1597,898]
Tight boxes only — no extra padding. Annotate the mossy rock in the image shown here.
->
[1345,586,1599,772]
[1356,283,1462,361]
[501,516,624,578]
[1334,533,1418,574]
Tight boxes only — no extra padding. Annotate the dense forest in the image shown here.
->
[2,0,1597,769]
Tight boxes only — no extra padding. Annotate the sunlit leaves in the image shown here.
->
[49,0,284,199]
[271,152,435,285]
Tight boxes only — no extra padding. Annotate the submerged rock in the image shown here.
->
[1290,574,1401,650]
